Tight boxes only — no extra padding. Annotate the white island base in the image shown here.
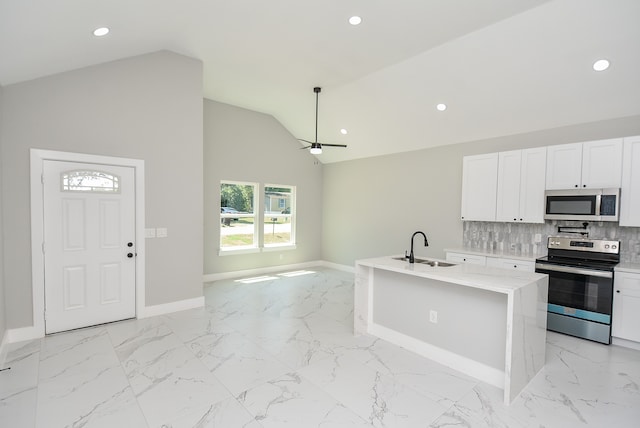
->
[354,256,548,404]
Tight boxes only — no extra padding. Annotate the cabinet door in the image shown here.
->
[620,136,640,227]
[461,153,498,221]
[612,272,640,343]
[445,252,486,266]
[581,138,623,188]
[496,150,521,222]
[545,143,583,189]
[519,147,547,223]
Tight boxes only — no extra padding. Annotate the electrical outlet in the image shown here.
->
[429,310,438,324]
[534,233,542,243]
[156,228,168,238]
[145,228,156,238]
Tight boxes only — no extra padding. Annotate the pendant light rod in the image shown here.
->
[314,87,321,144]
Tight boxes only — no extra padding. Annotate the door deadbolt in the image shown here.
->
[127,242,133,247]
[127,253,134,258]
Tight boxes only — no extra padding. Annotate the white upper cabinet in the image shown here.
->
[620,135,640,227]
[496,147,546,223]
[461,153,498,221]
[545,143,582,189]
[546,139,623,189]
[581,138,623,188]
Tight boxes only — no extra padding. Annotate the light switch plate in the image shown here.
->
[145,228,156,238]
[157,227,168,238]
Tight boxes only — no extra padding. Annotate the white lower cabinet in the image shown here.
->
[486,257,535,272]
[445,252,486,266]
[446,251,535,272]
[612,271,640,343]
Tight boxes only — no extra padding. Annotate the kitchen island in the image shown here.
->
[354,256,548,404]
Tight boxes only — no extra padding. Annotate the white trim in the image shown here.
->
[4,326,42,345]
[262,244,297,252]
[369,322,505,389]
[0,330,9,367]
[218,247,261,256]
[139,296,205,318]
[612,336,640,351]
[30,149,145,337]
[321,261,355,274]
[203,260,325,282]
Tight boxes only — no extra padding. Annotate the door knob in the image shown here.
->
[127,253,134,258]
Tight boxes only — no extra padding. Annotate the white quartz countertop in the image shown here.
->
[356,255,547,295]
[444,248,541,262]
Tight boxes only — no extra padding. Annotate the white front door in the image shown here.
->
[43,160,136,334]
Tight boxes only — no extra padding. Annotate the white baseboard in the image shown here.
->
[203,260,354,283]
[140,296,205,318]
[4,325,43,344]
[612,336,640,351]
[320,261,355,274]
[0,329,9,367]
[369,323,505,390]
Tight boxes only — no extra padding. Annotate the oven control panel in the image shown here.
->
[547,236,620,254]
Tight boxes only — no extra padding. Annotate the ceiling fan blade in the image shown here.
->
[297,138,314,144]
[320,143,347,148]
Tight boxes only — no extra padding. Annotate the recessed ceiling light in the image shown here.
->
[593,59,610,71]
[436,103,447,111]
[93,27,110,37]
[349,16,362,26]
[340,128,348,135]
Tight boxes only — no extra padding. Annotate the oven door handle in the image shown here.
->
[535,263,613,278]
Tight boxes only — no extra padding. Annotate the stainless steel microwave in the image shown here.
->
[544,188,620,221]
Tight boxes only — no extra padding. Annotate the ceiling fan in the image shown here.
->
[298,87,347,155]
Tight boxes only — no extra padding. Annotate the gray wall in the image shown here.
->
[0,84,5,342]
[0,51,204,329]
[322,115,640,266]
[203,100,323,275]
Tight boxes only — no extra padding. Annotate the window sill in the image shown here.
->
[263,244,297,252]
[218,244,297,256]
[218,247,260,256]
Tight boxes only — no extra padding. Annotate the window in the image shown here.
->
[61,170,120,193]
[220,181,258,250]
[264,185,295,247]
[219,181,296,253]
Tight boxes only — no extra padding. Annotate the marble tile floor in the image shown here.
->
[1,266,639,427]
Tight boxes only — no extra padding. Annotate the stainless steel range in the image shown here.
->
[535,236,620,344]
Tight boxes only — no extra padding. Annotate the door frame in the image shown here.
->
[30,149,145,336]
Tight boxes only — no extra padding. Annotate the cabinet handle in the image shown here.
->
[513,218,517,221]
[514,265,517,268]
[575,184,578,188]
[583,184,586,188]
[616,290,620,293]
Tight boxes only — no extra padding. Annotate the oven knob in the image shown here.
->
[605,244,610,249]
[612,245,617,249]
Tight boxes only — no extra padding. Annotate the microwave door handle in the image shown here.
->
[535,263,613,278]
[595,194,602,216]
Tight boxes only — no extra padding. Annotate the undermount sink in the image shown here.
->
[392,257,456,267]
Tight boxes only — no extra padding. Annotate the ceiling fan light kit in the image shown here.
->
[298,87,347,155]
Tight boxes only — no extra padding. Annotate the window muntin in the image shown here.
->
[264,185,295,247]
[220,181,258,250]
[61,170,120,193]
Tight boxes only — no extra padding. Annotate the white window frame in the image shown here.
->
[219,180,259,254]
[263,184,296,250]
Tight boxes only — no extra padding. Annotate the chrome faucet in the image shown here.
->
[405,231,429,263]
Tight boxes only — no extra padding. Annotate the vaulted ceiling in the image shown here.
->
[1,0,639,163]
